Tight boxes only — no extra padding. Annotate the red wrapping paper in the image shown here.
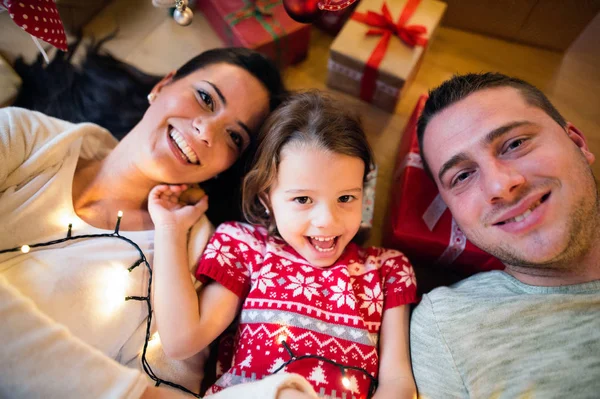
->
[197,0,311,67]
[384,95,505,275]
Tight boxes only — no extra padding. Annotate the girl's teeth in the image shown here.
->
[310,236,336,252]
[312,236,334,242]
[315,246,335,252]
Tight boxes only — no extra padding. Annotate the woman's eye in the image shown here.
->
[197,90,214,111]
[229,131,244,150]
[338,195,356,203]
[293,196,312,205]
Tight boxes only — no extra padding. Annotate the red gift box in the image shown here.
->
[384,95,505,276]
[198,0,311,67]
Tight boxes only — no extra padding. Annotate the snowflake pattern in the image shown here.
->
[203,239,237,267]
[358,284,383,316]
[398,265,416,288]
[251,264,278,294]
[285,272,321,300]
[329,278,356,309]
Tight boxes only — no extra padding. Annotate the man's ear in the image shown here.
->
[566,123,595,165]
[149,71,176,99]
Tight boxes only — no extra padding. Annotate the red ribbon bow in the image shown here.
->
[351,0,428,103]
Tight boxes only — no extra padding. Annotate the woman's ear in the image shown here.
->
[149,71,176,99]
[566,123,595,165]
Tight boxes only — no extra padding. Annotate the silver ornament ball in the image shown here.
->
[174,6,193,26]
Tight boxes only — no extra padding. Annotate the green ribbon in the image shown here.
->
[224,0,286,65]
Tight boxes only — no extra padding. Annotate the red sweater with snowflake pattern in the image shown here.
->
[196,222,417,399]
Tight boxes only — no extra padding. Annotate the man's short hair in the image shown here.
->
[416,72,567,180]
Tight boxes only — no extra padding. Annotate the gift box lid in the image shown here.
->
[330,0,446,85]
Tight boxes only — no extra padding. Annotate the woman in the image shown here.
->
[0,47,286,398]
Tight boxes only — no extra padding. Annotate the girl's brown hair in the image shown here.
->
[242,90,374,234]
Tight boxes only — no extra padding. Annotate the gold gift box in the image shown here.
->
[327,0,446,112]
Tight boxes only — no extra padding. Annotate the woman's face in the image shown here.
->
[132,62,270,184]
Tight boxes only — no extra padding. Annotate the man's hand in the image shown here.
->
[148,184,208,231]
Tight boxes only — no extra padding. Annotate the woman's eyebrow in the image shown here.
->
[238,121,251,138]
[203,80,251,138]
[203,80,226,105]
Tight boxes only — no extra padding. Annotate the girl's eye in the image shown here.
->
[451,171,473,187]
[229,131,244,150]
[293,196,312,205]
[338,195,356,203]
[197,90,214,111]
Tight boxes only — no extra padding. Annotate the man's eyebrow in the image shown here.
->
[483,121,533,145]
[437,121,534,183]
[203,80,226,105]
[438,153,470,184]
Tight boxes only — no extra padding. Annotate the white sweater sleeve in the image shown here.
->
[0,275,149,399]
[0,108,148,398]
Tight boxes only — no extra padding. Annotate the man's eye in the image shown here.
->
[229,131,243,149]
[451,171,472,187]
[505,138,525,152]
[293,197,312,205]
[197,90,214,111]
[338,195,356,203]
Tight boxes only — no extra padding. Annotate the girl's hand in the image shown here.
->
[148,184,208,231]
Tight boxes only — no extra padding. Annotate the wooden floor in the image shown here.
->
[1,1,598,247]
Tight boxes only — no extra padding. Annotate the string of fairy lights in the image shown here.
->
[1,211,378,398]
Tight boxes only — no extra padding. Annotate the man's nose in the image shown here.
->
[482,160,526,204]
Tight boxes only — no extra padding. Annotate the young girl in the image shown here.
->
[149,92,418,399]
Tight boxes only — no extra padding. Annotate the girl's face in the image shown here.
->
[130,62,270,184]
[268,144,365,267]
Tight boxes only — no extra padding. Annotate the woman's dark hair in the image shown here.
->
[13,38,288,224]
[243,90,374,235]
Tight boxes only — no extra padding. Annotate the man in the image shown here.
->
[409,72,600,398]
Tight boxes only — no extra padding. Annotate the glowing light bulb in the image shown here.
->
[21,245,30,253]
[277,334,287,344]
[148,332,161,348]
[117,210,123,218]
[102,266,129,315]
[341,376,351,389]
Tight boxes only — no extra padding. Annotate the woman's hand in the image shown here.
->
[148,184,208,231]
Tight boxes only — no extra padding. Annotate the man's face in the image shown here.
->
[423,87,598,267]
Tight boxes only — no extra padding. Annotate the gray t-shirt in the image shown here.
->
[410,271,600,398]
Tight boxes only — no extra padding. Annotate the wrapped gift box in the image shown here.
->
[198,0,311,67]
[383,95,505,275]
[327,0,446,112]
